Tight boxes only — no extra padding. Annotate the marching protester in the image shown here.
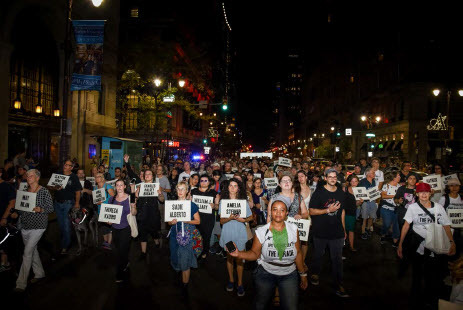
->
[228,199,308,310]
[250,178,268,226]
[397,182,455,308]
[190,175,219,258]
[431,163,446,203]
[359,167,377,240]
[379,171,401,247]
[439,178,463,256]
[155,164,171,232]
[94,173,115,250]
[178,161,194,182]
[168,167,179,200]
[49,159,82,255]
[187,173,199,195]
[344,175,363,251]
[109,179,137,283]
[399,161,418,185]
[294,170,311,265]
[394,174,418,231]
[309,168,349,297]
[168,181,200,297]
[14,169,54,291]
[0,168,16,272]
[219,178,253,296]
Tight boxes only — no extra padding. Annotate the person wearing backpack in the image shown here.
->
[397,182,456,308]
[168,181,200,298]
[438,178,463,257]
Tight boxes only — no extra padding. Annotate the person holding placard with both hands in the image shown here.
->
[228,199,308,310]
[109,179,137,283]
[168,181,200,297]
[14,169,54,292]
[219,178,253,297]
[94,173,115,250]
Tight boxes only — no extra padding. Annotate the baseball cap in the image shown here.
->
[416,182,431,193]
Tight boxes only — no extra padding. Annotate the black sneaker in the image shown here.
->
[380,237,386,244]
[336,286,350,298]
[361,233,368,240]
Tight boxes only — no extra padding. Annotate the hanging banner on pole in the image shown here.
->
[71,20,105,91]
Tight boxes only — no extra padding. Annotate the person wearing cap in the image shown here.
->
[397,182,456,307]
[439,178,462,257]
[309,168,349,297]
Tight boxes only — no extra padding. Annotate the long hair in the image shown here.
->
[220,177,247,200]
[293,170,308,194]
[384,171,399,184]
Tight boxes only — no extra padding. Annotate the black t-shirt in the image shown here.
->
[344,191,357,216]
[394,185,416,209]
[55,172,82,201]
[399,171,421,184]
[0,181,16,217]
[190,188,217,199]
[309,185,346,239]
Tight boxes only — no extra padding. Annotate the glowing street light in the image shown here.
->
[432,89,440,97]
[330,126,335,131]
[459,90,463,97]
[91,0,103,7]
[375,116,381,122]
[178,79,185,88]
[361,115,367,121]
[154,78,162,87]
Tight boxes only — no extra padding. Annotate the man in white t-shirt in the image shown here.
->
[371,158,384,190]
[178,161,195,182]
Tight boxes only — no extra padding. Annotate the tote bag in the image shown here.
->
[424,220,451,254]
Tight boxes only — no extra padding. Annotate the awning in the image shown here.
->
[393,140,403,151]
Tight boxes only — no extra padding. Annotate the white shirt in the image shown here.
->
[256,221,298,276]
[404,202,451,254]
[438,195,463,228]
[381,183,400,210]
[178,170,195,182]
[375,170,384,186]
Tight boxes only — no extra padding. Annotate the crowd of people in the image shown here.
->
[1,152,463,309]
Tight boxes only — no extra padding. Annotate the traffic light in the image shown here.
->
[336,132,341,137]
[222,104,228,111]
[203,139,207,144]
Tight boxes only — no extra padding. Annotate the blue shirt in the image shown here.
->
[359,178,376,190]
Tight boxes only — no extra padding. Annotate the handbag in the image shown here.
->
[416,201,451,254]
[127,212,138,238]
[176,222,191,246]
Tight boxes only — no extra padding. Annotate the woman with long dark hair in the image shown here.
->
[251,178,268,226]
[219,178,253,297]
[168,167,179,200]
[293,170,311,264]
[344,175,363,251]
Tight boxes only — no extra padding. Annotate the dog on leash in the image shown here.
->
[69,207,98,254]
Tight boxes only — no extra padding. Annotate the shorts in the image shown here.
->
[345,215,356,232]
[361,201,378,219]
[138,222,159,242]
[99,223,112,235]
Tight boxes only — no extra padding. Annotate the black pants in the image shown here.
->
[113,226,131,279]
[198,213,215,255]
[311,237,344,289]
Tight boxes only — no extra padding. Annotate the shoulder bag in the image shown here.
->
[416,202,451,254]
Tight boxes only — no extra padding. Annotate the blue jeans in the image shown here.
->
[254,265,298,310]
[380,208,400,239]
[54,200,74,249]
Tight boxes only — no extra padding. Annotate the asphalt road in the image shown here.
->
[1,220,425,310]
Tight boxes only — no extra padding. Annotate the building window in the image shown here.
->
[130,8,139,18]
[98,85,105,115]
[125,93,138,130]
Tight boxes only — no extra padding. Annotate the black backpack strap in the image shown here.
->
[444,194,450,210]
[416,201,435,222]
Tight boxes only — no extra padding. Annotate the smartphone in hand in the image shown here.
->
[226,241,236,253]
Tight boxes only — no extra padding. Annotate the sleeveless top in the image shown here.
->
[256,221,298,276]
[271,192,302,218]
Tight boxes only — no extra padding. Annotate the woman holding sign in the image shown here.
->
[14,169,54,292]
[344,175,363,252]
[94,173,115,250]
[219,178,253,297]
[168,181,200,297]
[190,175,219,259]
[110,179,137,282]
[379,171,401,247]
[228,199,308,309]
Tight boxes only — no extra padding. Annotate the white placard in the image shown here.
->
[47,173,69,188]
[225,174,234,180]
[165,200,191,222]
[264,177,278,189]
[367,187,382,201]
[139,183,159,197]
[448,209,463,228]
[192,195,213,214]
[273,160,278,167]
[220,199,247,218]
[18,182,28,191]
[86,177,96,187]
[345,128,352,136]
[14,191,37,212]
[240,153,273,159]
[287,217,311,241]
[98,203,123,224]
[278,157,292,168]
[204,146,211,154]
[443,174,461,186]
[353,187,368,200]
[423,174,442,191]
[254,173,262,179]
[105,179,117,187]
[92,188,107,204]
[357,174,365,180]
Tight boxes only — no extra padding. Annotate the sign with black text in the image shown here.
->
[278,157,292,167]
[165,200,191,222]
[139,183,159,197]
[287,217,311,241]
[367,187,382,201]
[192,195,213,214]
[105,179,117,187]
[92,188,106,204]
[264,177,278,189]
[18,182,28,191]
[47,174,70,188]
[353,187,368,200]
[225,174,234,180]
[15,191,37,212]
[448,209,463,228]
[98,203,122,224]
[423,174,442,191]
[220,199,247,218]
[443,174,461,186]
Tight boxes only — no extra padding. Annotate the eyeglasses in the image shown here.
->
[200,180,209,183]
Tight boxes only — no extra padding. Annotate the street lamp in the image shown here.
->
[375,116,381,122]
[14,97,21,110]
[178,79,185,88]
[330,126,335,131]
[432,89,440,97]
[53,107,61,117]
[361,115,367,122]
[35,103,43,114]
[154,78,162,87]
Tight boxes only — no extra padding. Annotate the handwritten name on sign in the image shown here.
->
[278,157,292,168]
[254,173,262,179]
[423,174,442,191]
[139,183,159,197]
[92,188,106,204]
[220,199,247,218]
[287,217,311,241]
[192,195,214,214]
[353,187,368,200]
[47,174,69,188]
[165,200,191,222]
[448,209,463,228]
[98,203,123,224]
[240,153,273,159]
[443,174,461,186]
[18,182,28,191]
[15,190,37,212]
[367,187,382,201]
[264,177,278,189]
